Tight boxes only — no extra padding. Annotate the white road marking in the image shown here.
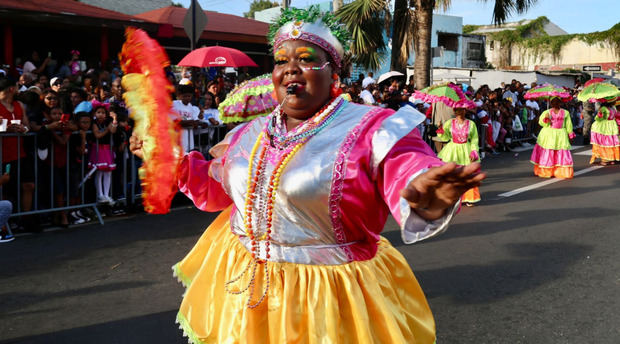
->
[575,149,592,156]
[497,166,604,198]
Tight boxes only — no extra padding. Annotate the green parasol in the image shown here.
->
[577,82,620,103]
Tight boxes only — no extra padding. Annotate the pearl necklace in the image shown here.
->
[268,97,345,148]
[224,96,345,308]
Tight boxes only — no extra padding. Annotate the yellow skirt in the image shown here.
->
[173,207,436,344]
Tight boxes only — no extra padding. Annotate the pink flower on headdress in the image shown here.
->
[71,50,80,56]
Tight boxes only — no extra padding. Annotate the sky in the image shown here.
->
[177,0,619,34]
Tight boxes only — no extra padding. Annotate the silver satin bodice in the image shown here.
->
[222,102,371,265]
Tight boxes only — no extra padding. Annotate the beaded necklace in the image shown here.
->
[225,96,345,308]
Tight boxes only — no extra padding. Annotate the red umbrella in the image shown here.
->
[178,46,258,68]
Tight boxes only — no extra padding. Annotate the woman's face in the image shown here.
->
[272,40,334,120]
[44,93,58,108]
[207,84,219,95]
[70,92,82,107]
[455,108,466,117]
[551,98,561,108]
[111,79,122,98]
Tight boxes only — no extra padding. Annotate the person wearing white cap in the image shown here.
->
[50,77,62,92]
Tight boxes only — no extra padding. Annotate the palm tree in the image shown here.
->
[333,0,344,12]
[337,0,537,89]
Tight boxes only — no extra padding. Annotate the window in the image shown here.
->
[490,40,495,50]
[467,42,483,60]
[437,33,458,51]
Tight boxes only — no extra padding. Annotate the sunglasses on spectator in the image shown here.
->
[52,82,61,86]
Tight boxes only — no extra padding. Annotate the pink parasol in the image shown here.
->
[411,83,476,109]
[217,74,277,124]
[178,46,258,68]
[524,84,572,100]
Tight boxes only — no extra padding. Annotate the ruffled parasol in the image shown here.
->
[217,74,277,124]
[524,84,571,100]
[411,83,476,109]
[577,81,620,103]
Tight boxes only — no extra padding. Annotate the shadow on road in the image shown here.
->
[0,281,153,317]
[0,208,220,279]
[417,241,591,304]
[383,206,615,246]
[0,310,185,344]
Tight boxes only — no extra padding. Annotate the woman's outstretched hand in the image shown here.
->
[129,133,144,159]
[400,162,486,221]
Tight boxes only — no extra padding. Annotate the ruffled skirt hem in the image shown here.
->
[532,164,573,179]
[590,144,620,163]
[462,187,481,203]
[173,207,437,344]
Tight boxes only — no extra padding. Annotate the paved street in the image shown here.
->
[1,144,619,344]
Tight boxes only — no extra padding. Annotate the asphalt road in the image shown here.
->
[1,144,618,344]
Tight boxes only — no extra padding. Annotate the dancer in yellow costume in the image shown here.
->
[131,6,485,343]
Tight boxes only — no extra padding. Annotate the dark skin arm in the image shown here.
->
[402,163,486,221]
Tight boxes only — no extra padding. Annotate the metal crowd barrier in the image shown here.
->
[0,125,228,229]
[183,124,228,157]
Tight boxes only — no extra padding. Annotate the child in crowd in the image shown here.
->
[173,84,200,152]
[68,112,93,224]
[48,106,72,226]
[200,92,220,126]
[89,101,117,204]
[112,112,131,209]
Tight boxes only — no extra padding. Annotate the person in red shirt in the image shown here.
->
[0,77,35,226]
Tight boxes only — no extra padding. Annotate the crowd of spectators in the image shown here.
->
[0,49,592,241]
[0,50,230,238]
[340,74,590,159]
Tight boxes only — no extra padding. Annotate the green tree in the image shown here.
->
[337,0,537,89]
[244,0,280,19]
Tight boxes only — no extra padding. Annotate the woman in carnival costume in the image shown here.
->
[530,97,576,178]
[436,107,481,206]
[589,100,620,165]
[132,7,484,343]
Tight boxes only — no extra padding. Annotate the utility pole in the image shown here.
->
[281,0,290,9]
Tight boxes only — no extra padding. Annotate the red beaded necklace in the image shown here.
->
[225,97,343,308]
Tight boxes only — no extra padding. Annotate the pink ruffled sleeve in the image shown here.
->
[372,106,459,244]
[177,151,232,212]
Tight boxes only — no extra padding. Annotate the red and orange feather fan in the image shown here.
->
[119,27,182,214]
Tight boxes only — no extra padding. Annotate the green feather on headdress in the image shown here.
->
[267,5,351,52]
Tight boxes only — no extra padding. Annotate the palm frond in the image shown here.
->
[336,0,390,71]
[490,0,537,25]
[435,0,452,12]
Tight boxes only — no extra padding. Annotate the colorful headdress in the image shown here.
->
[268,6,351,68]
